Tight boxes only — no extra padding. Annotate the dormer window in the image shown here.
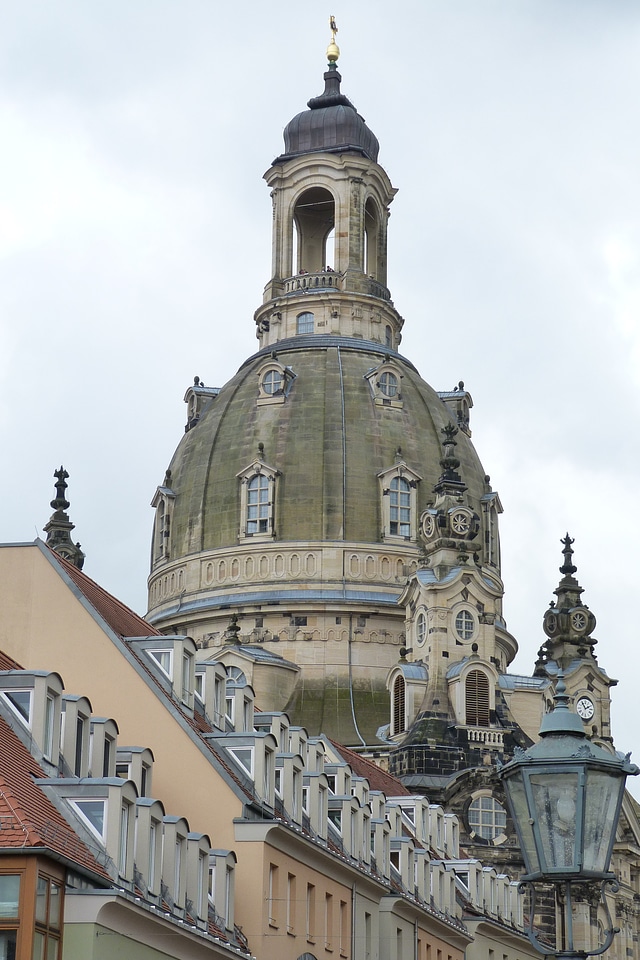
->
[151,474,175,565]
[149,649,172,678]
[378,461,421,541]
[379,371,398,398]
[365,360,404,409]
[71,798,106,841]
[2,689,31,725]
[257,360,296,407]
[238,458,279,541]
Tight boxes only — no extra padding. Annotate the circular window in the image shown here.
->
[379,372,398,397]
[262,369,283,395]
[451,511,470,535]
[455,609,475,641]
[571,610,588,632]
[422,514,435,539]
[468,796,507,841]
[416,612,426,645]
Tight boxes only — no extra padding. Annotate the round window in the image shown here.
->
[451,511,470,535]
[455,609,475,641]
[416,612,426,645]
[262,369,283,395]
[379,371,398,397]
[467,796,507,841]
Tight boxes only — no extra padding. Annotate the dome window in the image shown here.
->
[296,312,314,335]
[151,470,175,566]
[389,477,410,536]
[365,360,403,408]
[416,612,427,646]
[256,359,296,407]
[262,370,283,395]
[378,461,421,542]
[237,457,280,541]
[379,372,398,398]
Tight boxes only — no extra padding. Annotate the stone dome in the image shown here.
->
[276,64,379,163]
[163,337,488,559]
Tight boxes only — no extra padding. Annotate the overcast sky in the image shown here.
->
[2,2,640,794]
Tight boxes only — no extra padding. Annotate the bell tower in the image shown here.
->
[255,27,404,348]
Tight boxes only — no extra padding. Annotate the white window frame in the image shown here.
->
[378,462,421,541]
[237,459,279,541]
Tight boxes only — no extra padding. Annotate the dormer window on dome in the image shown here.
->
[256,359,296,406]
[378,459,421,541]
[365,361,404,409]
[237,454,280,541]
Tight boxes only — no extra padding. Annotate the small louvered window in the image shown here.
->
[465,670,490,726]
[392,675,406,735]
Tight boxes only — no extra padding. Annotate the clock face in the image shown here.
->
[576,696,595,721]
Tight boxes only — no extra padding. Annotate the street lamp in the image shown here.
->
[497,674,638,958]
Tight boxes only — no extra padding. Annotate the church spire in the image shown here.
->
[536,534,597,673]
[43,466,85,570]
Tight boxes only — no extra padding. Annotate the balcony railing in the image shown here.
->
[284,271,341,294]
[465,727,504,748]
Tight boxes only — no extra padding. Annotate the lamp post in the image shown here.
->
[497,675,638,958]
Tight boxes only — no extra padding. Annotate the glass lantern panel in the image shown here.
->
[530,772,579,872]
[504,774,540,874]
[583,769,623,874]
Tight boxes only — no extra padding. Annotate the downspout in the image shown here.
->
[338,347,366,748]
[351,882,357,960]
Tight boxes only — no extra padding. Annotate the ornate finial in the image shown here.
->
[225,613,241,645]
[395,446,402,462]
[194,376,200,386]
[327,15,340,63]
[560,533,577,576]
[163,468,172,488]
[258,441,265,457]
[51,466,70,511]
[44,467,85,570]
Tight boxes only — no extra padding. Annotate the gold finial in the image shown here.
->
[327,15,340,63]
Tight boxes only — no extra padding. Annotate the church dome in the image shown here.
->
[146,48,506,747]
[277,64,379,163]
[160,338,487,558]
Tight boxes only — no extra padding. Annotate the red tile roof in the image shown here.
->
[329,739,412,796]
[51,550,161,639]
[0,651,24,671]
[0,715,110,881]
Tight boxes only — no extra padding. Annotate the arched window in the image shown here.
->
[465,670,490,727]
[385,325,392,348]
[389,477,411,537]
[416,612,427,645]
[296,312,314,335]
[262,369,283,395]
[154,500,165,560]
[379,371,398,398]
[467,796,507,840]
[455,610,475,641]
[392,675,406,736]
[247,475,270,534]
[293,187,335,275]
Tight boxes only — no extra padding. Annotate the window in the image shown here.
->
[455,610,475,641]
[465,670,490,726]
[287,874,296,933]
[328,809,342,834]
[149,649,172,678]
[416,612,426,645]
[385,325,392,348]
[2,690,31,725]
[268,865,279,926]
[296,311,314,335]
[34,875,62,960]
[468,796,507,840]
[392,675,406,736]
[228,747,253,775]
[306,883,316,941]
[238,460,278,540]
[0,874,20,919]
[389,477,411,536]
[194,672,204,702]
[379,371,398,397]
[43,695,55,760]
[247,475,270,534]
[262,369,283,395]
[71,799,106,840]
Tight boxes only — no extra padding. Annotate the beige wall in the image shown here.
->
[0,544,241,848]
